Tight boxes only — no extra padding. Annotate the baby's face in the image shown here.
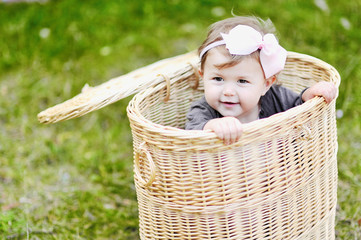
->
[202,47,271,123]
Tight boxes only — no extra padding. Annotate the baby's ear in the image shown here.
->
[262,76,276,95]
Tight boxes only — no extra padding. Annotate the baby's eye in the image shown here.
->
[213,77,224,82]
[238,79,248,84]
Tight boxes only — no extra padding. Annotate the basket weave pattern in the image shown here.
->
[127,52,340,239]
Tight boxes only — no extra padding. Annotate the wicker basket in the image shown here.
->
[127,52,340,240]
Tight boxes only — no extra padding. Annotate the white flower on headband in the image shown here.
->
[221,25,263,55]
[200,25,287,78]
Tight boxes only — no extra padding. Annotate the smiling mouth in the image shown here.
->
[221,101,239,106]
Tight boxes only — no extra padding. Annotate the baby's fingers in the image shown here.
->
[224,118,243,145]
[231,120,243,143]
[314,81,337,103]
[324,84,337,103]
[204,117,243,145]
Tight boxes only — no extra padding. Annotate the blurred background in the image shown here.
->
[0,0,360,239]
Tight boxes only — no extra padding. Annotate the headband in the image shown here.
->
[199,25,287,79]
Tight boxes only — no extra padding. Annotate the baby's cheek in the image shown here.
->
[239,92,260,107]
[205,88,220,105]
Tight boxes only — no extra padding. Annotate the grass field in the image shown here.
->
[0,0,360,239]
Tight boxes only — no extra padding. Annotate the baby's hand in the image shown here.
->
[302,81,337,103]
[204,117,243,145]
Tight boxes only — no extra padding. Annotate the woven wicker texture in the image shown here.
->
[127,52,340,240]
[37,51,199,124]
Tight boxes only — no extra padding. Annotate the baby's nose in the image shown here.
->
[223,84,235,96]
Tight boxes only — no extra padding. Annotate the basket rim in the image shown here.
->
[127,51,341,148]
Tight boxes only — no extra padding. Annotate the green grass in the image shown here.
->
[0,0,360,239]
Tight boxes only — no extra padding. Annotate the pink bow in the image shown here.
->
[200,25,287,79]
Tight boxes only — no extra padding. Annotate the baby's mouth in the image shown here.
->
[221,101,238,107]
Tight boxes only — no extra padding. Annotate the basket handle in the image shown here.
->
[157,74,171,102]
[134,142,157,187]
[187,61,200,90]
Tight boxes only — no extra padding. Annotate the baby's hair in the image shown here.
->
[199,16,278,72]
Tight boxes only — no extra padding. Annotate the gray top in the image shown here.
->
[185,85,306,130]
